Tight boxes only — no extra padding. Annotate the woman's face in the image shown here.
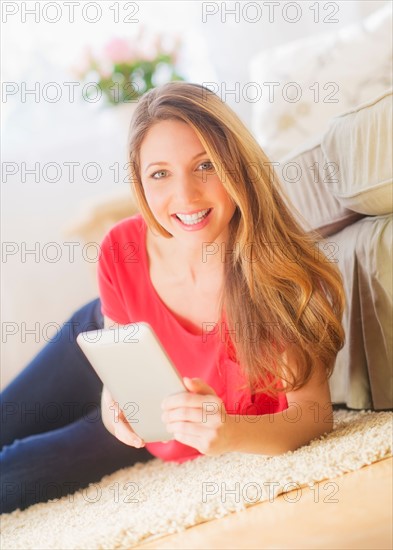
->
[139,119,237,244]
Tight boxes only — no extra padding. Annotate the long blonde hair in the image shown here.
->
[127,82,345,397]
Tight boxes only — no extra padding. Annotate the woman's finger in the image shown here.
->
[114,420,145,447]
[162,406,206,424]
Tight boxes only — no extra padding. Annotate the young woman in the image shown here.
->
[0,82,345,514]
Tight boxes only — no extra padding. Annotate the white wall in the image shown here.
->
[1,0,389,389]
[193,0,389,123]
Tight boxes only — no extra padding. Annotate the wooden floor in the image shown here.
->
[135,456,392,550]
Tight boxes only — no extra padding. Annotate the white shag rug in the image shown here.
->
[1,409,392,550]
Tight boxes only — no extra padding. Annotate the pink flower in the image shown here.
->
[103,38,135,64]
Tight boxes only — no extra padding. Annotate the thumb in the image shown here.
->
[183,377,217,396]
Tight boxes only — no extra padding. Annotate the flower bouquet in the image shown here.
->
[73,26,185,106]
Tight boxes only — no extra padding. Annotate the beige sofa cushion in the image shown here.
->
[328,213,393,409]
[321,89,393,215]
[277,133,364,237]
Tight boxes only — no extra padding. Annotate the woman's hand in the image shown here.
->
[161,377,234,456]
[101,385,145,448]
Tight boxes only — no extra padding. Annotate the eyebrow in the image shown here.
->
[144,151,208,173]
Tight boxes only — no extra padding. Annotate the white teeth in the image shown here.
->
[176,208,210,225]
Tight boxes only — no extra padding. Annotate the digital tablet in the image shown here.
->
[76,322,187,443]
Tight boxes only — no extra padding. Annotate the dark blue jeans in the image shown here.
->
[0,298,154,515]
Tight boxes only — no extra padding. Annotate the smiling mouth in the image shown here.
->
[173,208,212,225]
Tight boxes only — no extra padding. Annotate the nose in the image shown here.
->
[174,173,203,205]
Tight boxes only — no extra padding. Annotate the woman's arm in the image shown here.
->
[161,347,334,457]
[227,346,334,456]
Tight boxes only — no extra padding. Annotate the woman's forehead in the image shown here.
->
[140,120,204,159]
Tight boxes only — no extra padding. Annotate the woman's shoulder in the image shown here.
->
[98,212,147,280]
[101,212,146,245]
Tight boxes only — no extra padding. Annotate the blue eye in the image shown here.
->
[199,161,215,171]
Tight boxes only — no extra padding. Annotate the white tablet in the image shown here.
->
[76,322,187,443]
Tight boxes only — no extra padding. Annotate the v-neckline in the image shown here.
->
[139,217,221,341]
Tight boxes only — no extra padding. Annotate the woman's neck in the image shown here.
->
[146,226,225,286]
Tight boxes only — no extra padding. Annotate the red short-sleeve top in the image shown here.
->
[97,213,288,463]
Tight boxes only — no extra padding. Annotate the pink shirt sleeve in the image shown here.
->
[97,231,130,325]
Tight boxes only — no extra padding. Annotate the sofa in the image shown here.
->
[276,89,392,410]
